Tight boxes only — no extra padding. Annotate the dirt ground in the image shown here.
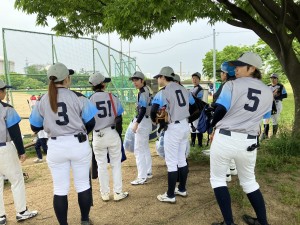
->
[2,92,298,225]
[2,144,299,225]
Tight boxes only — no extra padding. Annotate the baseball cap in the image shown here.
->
[0,80,12,89]
[174,74,181,82]
[47,62,75,82]
[216,61,235,76]
[229,52,262,69]
[270,73,278,79]
[191,72,201,79]
[153,66,175,79]
[89,72,111,86]
[129,71,145,80]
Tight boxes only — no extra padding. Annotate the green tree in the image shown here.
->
[202,45,250,79]
[14,0,300,132]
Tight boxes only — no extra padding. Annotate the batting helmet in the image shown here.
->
[217,61,235,77]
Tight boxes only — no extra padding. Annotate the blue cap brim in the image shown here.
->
[228,61,250,67]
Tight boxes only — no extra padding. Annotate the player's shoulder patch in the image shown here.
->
[71,90,86,98]
[0,101,13,108]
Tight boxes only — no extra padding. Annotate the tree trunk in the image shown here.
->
[277,49,300,134]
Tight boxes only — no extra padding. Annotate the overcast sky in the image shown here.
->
[0,0,259,78]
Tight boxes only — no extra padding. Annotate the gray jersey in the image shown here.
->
[216,77,273,136]
[89,92,124,130]
[152,82,195,123]
[0,101,21,143]
[29,88,97,137]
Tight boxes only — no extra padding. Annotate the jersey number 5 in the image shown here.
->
[244,88,261,112]
[56,102,69,126]
[96,100,112,118]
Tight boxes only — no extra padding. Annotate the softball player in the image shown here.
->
[261,73,287,139]
[214,61,237,182]
[129,71,153,185]
[29,63,97,225]
[89,72,128,201]
[190,72,204,147]
[0,80,38,225]
[151,66,198,203]
[209,52,272,225]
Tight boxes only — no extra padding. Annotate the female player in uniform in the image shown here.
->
[89,72,128,202]
[151,66,198,203]
[29,63,98,225]
[209,53,272,225]
[0,80,38,225]
[129,72,153,185]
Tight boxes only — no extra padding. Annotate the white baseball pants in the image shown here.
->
[131,117,152,179]
[164,119,189,172]
[47,135,92,196]
[92,127,123,194]
[0,142,27,215]
[271,100,282,125]
[210,129,259,194]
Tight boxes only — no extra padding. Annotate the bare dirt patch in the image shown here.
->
[2,144,299,225]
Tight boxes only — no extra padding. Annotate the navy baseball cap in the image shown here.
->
[216,61,235,76]
[0,80,12,89]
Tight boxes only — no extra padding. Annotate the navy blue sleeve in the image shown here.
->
[210,103,227,128]
[8,123,25,155]
[85,117,95,134]
[150,103,160,123]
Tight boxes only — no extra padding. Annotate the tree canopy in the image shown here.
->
[14,0,300,132]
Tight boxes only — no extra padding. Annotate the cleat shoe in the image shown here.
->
[230,168,238,176]
[33,158,43,163]
[147,173,153,179]
[131,178,147,185]
[101,193,110,202]
[81,219,93,225]
[157,192,176,203]
[212,222,237,225]
[174,187,187,197]
[16,209,38,222]
[114,192,129,201]
[242,214,267,225]
[226,174,232,182]
[0,215,6,225]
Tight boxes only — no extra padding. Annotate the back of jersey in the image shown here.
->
[35,88,89,137]
[216,77,273,136]
[89,92,124,130]
[164,82,190,122]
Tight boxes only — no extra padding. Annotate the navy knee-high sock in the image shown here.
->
[78,188,92,222]
[178,165,188,192]
[167,171,178,198]
[247,189,268,225]
[53,195,68,225]
[213,187,233,224]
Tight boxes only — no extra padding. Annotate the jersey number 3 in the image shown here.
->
[244,88,261,112]
[56,102,69,126]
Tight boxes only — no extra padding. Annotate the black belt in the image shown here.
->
[51,134,79,140]
[0,143,6,147]
[175,121,180,124]
[95,126,115,132]
[219,129,256,139]
[135,115,149,118]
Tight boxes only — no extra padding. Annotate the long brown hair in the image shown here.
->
[48,76,63,113]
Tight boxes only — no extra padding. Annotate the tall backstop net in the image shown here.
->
[2,28,138,135]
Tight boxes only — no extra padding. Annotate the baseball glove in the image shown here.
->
[156,108,168,133]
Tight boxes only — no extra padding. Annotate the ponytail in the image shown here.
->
[48,76,63,113]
